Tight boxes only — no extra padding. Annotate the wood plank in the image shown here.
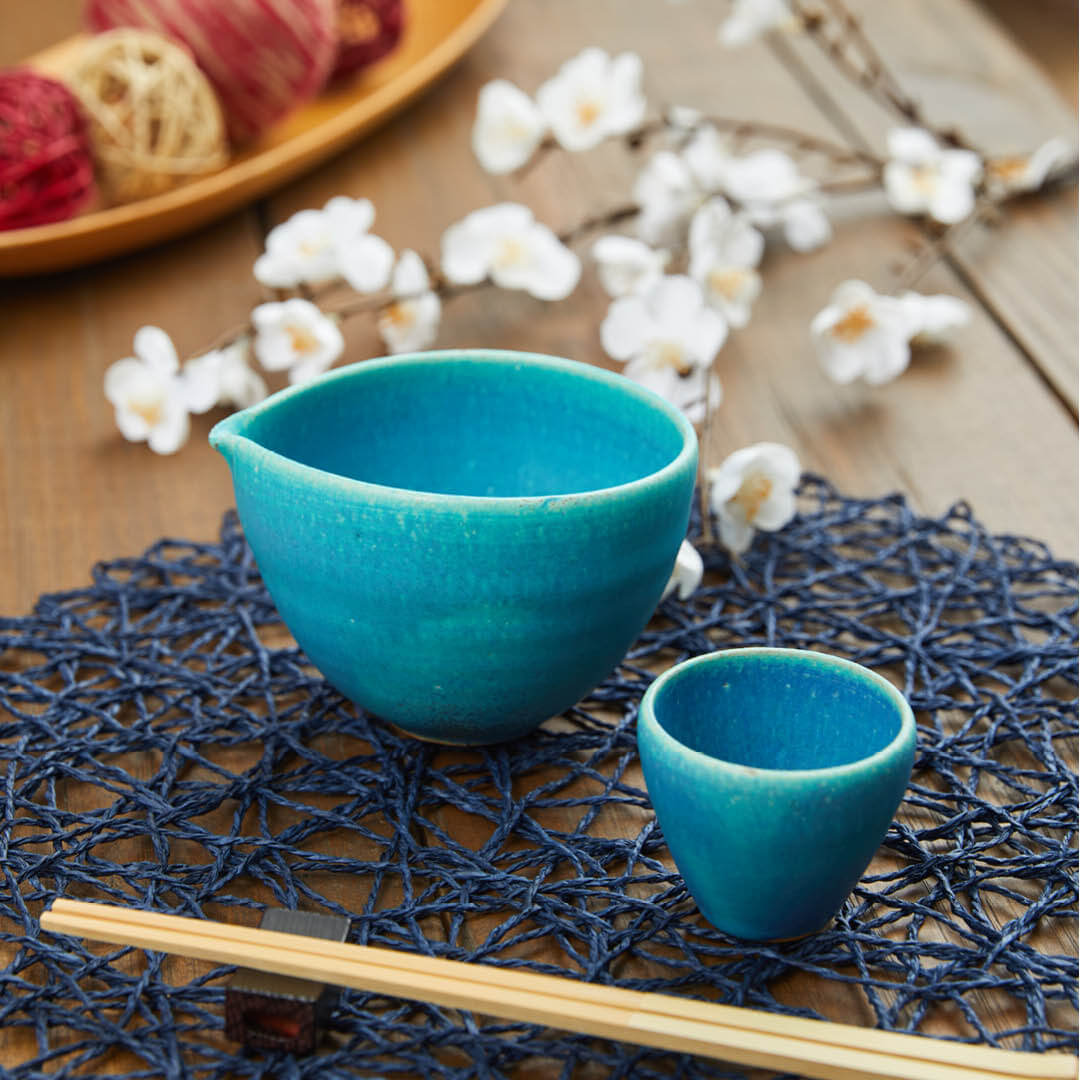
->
[779,0,1079,413]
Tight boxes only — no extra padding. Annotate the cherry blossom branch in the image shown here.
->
[520,112,884,179]
[790,0,978,152]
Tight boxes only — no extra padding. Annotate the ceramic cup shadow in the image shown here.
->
[637,648,916,941]
[210,349,697,745]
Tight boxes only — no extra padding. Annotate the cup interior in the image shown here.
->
[651,651,907,771]
[245,353,689,498]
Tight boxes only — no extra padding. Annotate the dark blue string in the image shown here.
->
[0,477,1075,1079]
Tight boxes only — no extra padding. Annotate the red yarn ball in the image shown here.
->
[331,0,405,81]
[85,0,338,144]
[0,70,95,231]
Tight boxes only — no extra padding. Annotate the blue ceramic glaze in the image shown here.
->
[211,349,697,744]
[637,648,916,940]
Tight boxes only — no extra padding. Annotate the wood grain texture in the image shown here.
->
[0,0,1076,1072]
[780,0,1080,414]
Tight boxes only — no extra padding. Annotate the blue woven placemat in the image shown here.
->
[0,477,1076,1079]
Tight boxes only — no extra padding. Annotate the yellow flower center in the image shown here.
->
[646,339,692,375]
[707,268,748,302]
[829,304,875,344]
[286,324,320,354]
[384,301,414,328]
[495,236,528,269]
[911,163,938,196]
[731,471,773,524]
[129,397,163,428]
[575,99,601,128]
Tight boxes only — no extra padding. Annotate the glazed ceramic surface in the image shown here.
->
[638,648,916,940]
[211,350,697,744]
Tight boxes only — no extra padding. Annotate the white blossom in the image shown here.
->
[472,79,547,174]
[661,540,704,600]
[536,48,646,152]
[441,203,581,300]
[182,339,267,412]
[984,137,1072,197]
[688,198,764,329]
[708,442,800,555]
[253,196,394,292]
[883,128,983,225]
[378,250,442,354]
[682,125,734,192]
[591,235,669,298]
[899,290,972,346]
[633,151,702,247]
[104,326,191,455]
[601,275,727,422]
[252,299,345,384]
[720,149,831,251]
[810,279,912,385]
[625,358,722,425]
[633,128,738,247]
[719,0,796,47]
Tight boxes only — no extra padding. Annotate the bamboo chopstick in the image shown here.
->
[40,899,1075,1080]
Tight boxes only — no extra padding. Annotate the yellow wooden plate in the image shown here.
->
[1,0,506,277]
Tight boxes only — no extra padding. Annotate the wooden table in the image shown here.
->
[1,0,1076,1074]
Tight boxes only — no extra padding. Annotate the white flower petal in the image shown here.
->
[601,295,657,361]
[180,351,223,414]
[133,326,178,375]
[719,0,792,46]
[646,274,706,325]
[253,251,302,288]
[717,509,756,554]
[886,127,940,164]
[928,176,976,225]
[472,79,547,174]
[324,195,376,234]
[633,151,701,247]
[782,199,831,252]
[520,226,582,300]
[392,249,431,296]
[441,204,534,284]
[682,126,732,192]
[708,441,800,553]
[378,293,442,354]
[661,540,704,600]
[338,232,395,293]
[592,235,668,297]
[145,400,190,455]
[899,291,972,345]
[682,303,729,364]
[114,405,152,443]
[537,48,645,152]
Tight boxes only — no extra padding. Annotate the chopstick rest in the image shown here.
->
[225,909,351,1054]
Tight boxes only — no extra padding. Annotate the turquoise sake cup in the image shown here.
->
[210,349,697,744]
[638,648,916,941]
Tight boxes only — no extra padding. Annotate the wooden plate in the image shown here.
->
[1,0,507,277]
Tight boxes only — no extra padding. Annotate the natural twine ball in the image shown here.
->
[0,69,96,230]
[85,0,339,145]
[68,29,227,204]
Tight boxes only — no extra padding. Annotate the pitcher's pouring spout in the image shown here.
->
[209,412,255,467]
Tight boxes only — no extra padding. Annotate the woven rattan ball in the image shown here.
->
[69,29,227,204]
[85,0,339,145]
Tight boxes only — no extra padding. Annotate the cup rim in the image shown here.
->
[210,349,698,511]
[639,647,916,780]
